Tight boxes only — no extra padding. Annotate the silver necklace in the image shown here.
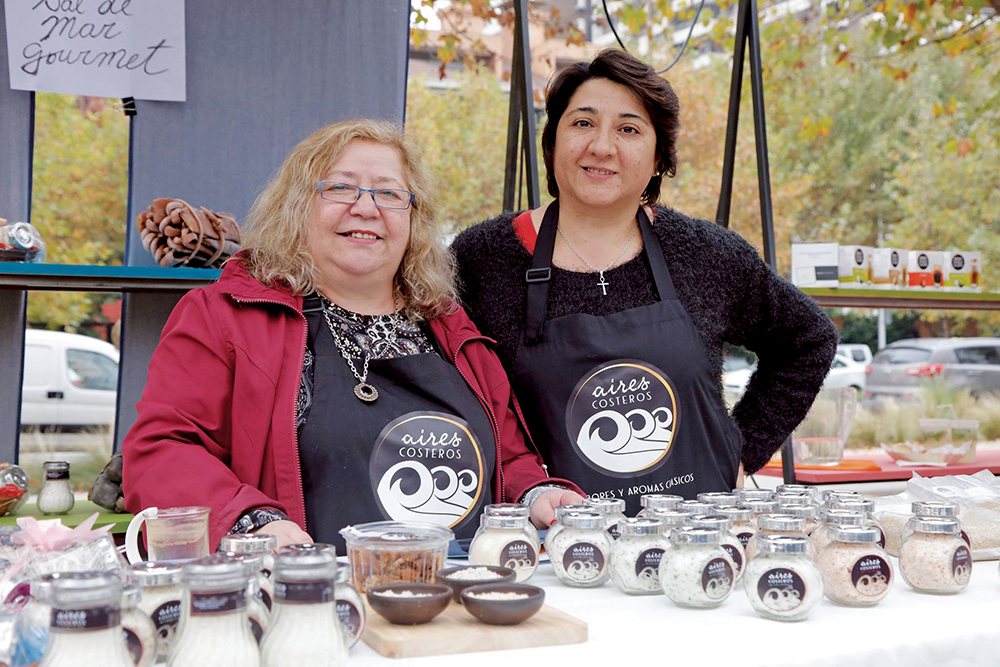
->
[320,296,401,402]
[557,222,638,296]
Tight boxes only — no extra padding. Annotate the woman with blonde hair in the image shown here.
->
[123,119,583,551]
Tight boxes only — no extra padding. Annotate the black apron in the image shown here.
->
[511,202,741,516]
[299,303,495,553]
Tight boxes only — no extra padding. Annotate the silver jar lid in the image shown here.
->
[741,500,778,514]
[277,543,336,557]
[218,551,265,576]
[820,509,866,526]
[584,498,626,514]
[42,461,70,473]
[50,572,121,610]
[715,507,753,523]
[912,501,959,518]
[485,503,529,518]
[689,514,733,531]
[218,533,277,555]
[554,504,592,522]
[775,492,813,507]
[130,561,182,588]
[182,554,250,591]
[671,527,721,545]
[830,526,882,543]
[644,508,690,527]
[912,517,960,534]
[822,489,861,503]
[781,505,819,520]
[831,498,874,514]
[737,489,773,502]
[697,492,738,506]
[274,547,338,582]
[562,511,606,531]
[776,484,813,495]
[678,500,716,515]
[122,582,142,609]
[482,513,529,530]
[617,517,665,536]
[640,494,683,510]
[757,514,807,532]
[757,534,811,555]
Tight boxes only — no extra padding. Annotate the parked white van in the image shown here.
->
[20,330,119,430]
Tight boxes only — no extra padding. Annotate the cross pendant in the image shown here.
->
[597,272,609,296]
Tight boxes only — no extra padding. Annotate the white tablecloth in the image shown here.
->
[349,558,1000,667]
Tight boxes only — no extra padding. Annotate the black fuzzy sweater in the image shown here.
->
[451,207,839,475]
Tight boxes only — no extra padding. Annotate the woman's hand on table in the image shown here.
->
[529,489,587,528]
[253,520,314,549]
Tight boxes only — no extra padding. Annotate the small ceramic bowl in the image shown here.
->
[436,566,516,604]
[366,583,452,625]
[460,583,545,625]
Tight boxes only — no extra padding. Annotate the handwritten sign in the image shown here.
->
[4,0,186,101]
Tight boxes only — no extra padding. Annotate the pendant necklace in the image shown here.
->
[557,221,638,296]
[320,296,401,402]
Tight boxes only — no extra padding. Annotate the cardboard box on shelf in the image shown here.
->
[871,248,908,289]
[791,243,840,288]
[943,251,982,292]
[838,245,873,287]
[908,250,945,289]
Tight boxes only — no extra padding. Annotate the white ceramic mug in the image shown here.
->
[125,506,210,563]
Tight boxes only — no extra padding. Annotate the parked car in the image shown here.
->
[20,329,119,430]
[866,337,1000,400]
[837,343,872,367]
[721,353,864,401]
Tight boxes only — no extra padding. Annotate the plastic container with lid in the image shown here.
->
[37,461,74,516]
[716,507,756,550]
[340,522,453,593]
[899,517,972,594]
[548,511,613,588]
[469,511,539,582]
[544,504,591,555]
[260,548,346,667]
[901,502,970,551]
[608,518,669,595]
[660,527,735,607]
[743,535,823,622]
[334,565,365,648]
[745,515,810,560]
[737,489,773,503]
[830,498,886,549]
[696,492,739,507]
[781,505,821,535]
[689,514,746,581]
[817,526,893,607]
[741,500,779,527]
[810,509,866,555]
[130,561,182,662]
[638,494,683,516]
[41,572,133,667]
[584,498,627,539]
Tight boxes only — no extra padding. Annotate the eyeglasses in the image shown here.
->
[316,181,414,210]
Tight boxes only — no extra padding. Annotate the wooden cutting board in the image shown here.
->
[362,600,588,658]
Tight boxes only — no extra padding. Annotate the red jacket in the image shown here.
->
[123,260,581,548]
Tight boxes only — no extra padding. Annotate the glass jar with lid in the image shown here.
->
[820,489,861,507]
[776,484,821,503]
[902,501,970,550]
[169,554,259,666]
[469,510,540,582]
[660,527,735,608]
[689,515,746,581]
[810,509,866,555]
[484,503,539,542]
[544,504,591,555]
[121,582,156,667]
[219,533,277,606]
[899,517,972,594]
[816,526,893,607]
[40,572,133,667]
[609,517,669,595]
[743,535,823,622]
[775,492,813,508]
[638,494,683,516]
[334,563,365,648]
[741,500,779,527]
[217,552,270,644]
[644,508,690,535]
[830,498,885,548]
[130,561,183,662]
[716,507,756,551]
[260,548,346,667]
[37,461,74,515]
[781,505,821,535]
[737,489,773,503]
[548,511,613,588]
[584,498,627,539]
[746,515,810,560]
[697,492,739,507]
[677,500,716,516]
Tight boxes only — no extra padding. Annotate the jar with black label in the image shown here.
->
[130,561,182,663]
[544,504,592,555]
[689,515,746,582]
[609,517,669,595]
[817,526,893,607]
[830,498,886,548]
[810,509,866,555]
[697,492,739,507]
[900,517,972,594]
[637,494,683,517]
[121,583,156,667]
[737,489,773,503]
[219,533,276,610]
[902,502,970,552]
[583,498,627,540]
[740,500,778,527]
[548,511,613,588]
[781,505,821,535]
[743,535,823,622]
[715,507,756,552]
[37,461,74,515]
[484,503,540,542]
[260,548,346,667]
[469,509,539,582]
[40,572,133,667]
[334,564,365,648]
[745,515,810,560]
[169,554,259,666]
[221,553,270,645]
[660,527,735,608]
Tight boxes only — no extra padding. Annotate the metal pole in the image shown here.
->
[714,0,749,228]
[746,0,776,268]
[503,24,524,212]
[503,0,540,212]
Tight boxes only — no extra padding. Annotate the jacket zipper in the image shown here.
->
[451,336,505,502]
[231,295,308,531]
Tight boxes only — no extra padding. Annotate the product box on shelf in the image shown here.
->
[791,243,840,288]
[908,251,945,289]
[871,248,908,289]
[943,252,982,292]
[838,245,873,287]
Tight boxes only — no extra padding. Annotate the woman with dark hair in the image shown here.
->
[452,49,838,514]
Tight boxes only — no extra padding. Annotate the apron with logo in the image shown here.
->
[299,307,495,552]
[510,202,742,516]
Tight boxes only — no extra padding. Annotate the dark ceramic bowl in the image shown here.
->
[460,583,545,626]
[436,566,517,604]
[366,583,452,625]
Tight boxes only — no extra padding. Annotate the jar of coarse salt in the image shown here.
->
[902,501,970,550]
[817,526,893,607]
[130,561,182,663]
[469,509,539,582]
[41,573,133,667]
[660,527,735,608]
[219,533,277,611]
[548,511,613,588]
[745,515,810,560]
[609,517,669,595]
[781,505,822,536]
[638,494,683,516]
[689,514,746,582]
[776,484,821,504]
[830,498,886,549]
[644,508,690,535]
[741,500,778,527]
[485,503,539,543]
[220,553,270,645]
[697,492,739,507]
[810,509,867,555]
[544,504,591,556]
[677,500,717,516]
[37,461,74,515]
[583,498,627,540]
[334,565,365,648]
[775,492,813,508]
[900,517,972,594]
[743,535,823,622]
[716,507,756,551]
[820,489,861,508]
[120,583,156,667]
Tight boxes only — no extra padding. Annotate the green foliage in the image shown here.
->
[833,310,921,351]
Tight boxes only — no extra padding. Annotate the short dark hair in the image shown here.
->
[541,49,681,206]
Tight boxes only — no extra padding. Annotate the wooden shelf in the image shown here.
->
[802,287,1000,311]
[0,264,220,293]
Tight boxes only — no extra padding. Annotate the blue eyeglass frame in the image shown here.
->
[315,181,415,210]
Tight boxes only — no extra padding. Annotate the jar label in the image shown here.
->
[736,531,754,548]
[701,558,734,600]
[337,600,364,640]
[607,525,621,540]
[960,529,971,548]
[721,543,743,574]
[876,527,886,549]
[123,627,144,663]
[44,469,70,481]
[51,606,119,631]
[274,580,334,604]
[756,567,805,612]
[501,540,537,571]
[634,548,665,584]
[249,616,264,644]
[850,555,891,596]
[562,542,606,582]
[190,589,246,615]
[257,586,272,611]
[150,599,180,653]
[952,546,972,585]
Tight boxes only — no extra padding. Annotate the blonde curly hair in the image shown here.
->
[240,119,456,320]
